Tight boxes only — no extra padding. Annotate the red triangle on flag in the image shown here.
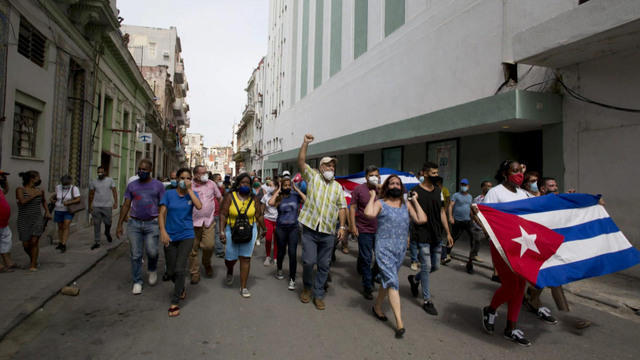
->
[477,205,565,285]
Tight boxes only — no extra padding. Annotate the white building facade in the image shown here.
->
[261,0,640,268]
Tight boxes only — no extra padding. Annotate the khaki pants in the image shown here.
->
[189,222,216,277]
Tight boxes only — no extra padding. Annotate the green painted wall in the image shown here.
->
[542,123,564,188]
[301,0,310,98]
[385,0,405,37]
[314,0,324,88]
[354,0,368,59]
[330,0,342,76]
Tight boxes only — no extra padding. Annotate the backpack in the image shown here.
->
[231,193,254,243]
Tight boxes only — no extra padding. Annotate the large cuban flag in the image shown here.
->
[336,168,419,205]
[475,193,640,288]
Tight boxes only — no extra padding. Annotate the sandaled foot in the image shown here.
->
[180,289,186,300]
[168,305,180,317]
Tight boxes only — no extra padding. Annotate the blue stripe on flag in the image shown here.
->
[554,218,620,242]
[483,193,601,215]
[536,247,640,288]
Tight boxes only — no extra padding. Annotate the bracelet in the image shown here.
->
[339,226,347,230]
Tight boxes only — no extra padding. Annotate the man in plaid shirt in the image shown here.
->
[297,134,348,310]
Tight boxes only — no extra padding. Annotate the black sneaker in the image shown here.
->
[408,275,419,298]
[105,234,113,243]
[537,307,558,325]
[60,244,66,253]
[363,288,373,300]
[55,243,62,250]
[466,262,474,274]
[422,301,438,316]
[482,306,497,334]
[162,273,170,282]
[504,329,532,347]
[91,243,100,250]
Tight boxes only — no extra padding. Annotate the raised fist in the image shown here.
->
[303,134,314,143]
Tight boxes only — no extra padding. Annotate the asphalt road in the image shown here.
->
[1,241,638,360]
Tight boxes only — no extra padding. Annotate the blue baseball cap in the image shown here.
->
[460,178,469,185]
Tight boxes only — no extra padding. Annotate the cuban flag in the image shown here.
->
[336,168,419,205]
[476,193,640,288]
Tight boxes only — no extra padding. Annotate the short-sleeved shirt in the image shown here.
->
[124,179,165,220]
[413,184,444,244]
[55,185,80,212]
[160,189,198,241]
[192,180,221,228]
[277,192,301,227]
[350,183,378,234]
[451,192,472,221]
[298,164,348,235]
[483,184,531,204]
[227,192,257,227]
[261,191,278,222]
[0,191,10,227]
[89,177,116,208]
[215,185,225,216]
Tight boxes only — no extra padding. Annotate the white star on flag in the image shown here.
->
[512,226,540,257]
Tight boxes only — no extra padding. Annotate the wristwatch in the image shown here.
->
[340,226,347,230]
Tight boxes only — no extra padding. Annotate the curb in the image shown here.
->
[0,241,123,342]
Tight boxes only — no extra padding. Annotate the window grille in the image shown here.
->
[12,103,39,157]
[18,17,46,67]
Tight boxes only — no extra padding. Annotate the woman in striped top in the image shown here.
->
[16,171,52,271]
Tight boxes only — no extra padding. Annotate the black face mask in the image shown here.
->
[387,188,403,198]
[428,176,441,185]
[34,180,42,187]
[98,174,105,180]
[282,188,291,195]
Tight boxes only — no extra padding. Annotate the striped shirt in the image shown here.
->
[298,164,347,235]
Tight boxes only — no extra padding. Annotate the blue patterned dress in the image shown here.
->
[375,200,410,290]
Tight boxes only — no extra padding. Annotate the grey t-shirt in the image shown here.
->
[90,177,116,208]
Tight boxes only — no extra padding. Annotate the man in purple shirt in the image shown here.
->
[349,165,380,300]
[117,159,166,295]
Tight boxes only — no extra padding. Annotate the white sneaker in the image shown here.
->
[256,239,261,246]
[132,283,142,295]
[288,279,296,291]
[241,288,251,298]
[148,271,158,285]
[264,256,272,266]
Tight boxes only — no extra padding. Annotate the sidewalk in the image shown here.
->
[0,222,122,341]
[449,240,640,316]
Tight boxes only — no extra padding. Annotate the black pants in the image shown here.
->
[276,225,299,281]
[449,220,478,259]
[165,238,194,304]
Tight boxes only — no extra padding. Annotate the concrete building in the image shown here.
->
[0,0,162,233]
[121,24,190,173]
[234,58,265,176]
[205,145,234,176]
[261,0,640,261]
[184,133,204,169]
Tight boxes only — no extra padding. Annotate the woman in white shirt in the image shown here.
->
[51,175,81,253]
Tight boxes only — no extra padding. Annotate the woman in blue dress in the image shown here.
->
[364,174,427,338]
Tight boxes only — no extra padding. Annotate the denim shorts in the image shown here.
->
[224,224,257,260]
[0,227,12,254]
[54,210,74,223]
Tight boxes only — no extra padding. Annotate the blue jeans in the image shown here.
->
[213,215,225,255]
[302,226,335,299]
[417,242,442,301]
[409,239,418,263]
[358,233,375,291]
[127,218,160,285]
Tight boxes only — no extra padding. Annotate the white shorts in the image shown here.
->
[0,227,12,254]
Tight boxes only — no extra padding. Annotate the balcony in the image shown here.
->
[175,62,185,84]
[242,104,255,121]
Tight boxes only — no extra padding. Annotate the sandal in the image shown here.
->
[180,289,186,300]
[168,305,180,317]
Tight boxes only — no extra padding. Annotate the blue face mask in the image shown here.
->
[138,170,150,180]
[461,185,469,192]
[419,176,425,183]
[179,180,186,189]
[530,182,539,193]
[170,180,177,187]
[238,186,251,195]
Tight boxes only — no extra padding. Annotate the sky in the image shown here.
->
[117,0,268,147]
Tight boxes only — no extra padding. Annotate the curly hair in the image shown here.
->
[380,174,405,199]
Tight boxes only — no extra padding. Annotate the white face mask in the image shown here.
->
[322,170,334,181]
[367,176,380,186]
[200,175,209,183]
[216,181,223,187]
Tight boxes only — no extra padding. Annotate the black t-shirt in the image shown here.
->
[413,185,444,244]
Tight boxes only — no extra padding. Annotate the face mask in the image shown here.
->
[508,173,524,186]
[138,170,150,180]
[428,175,441,184]
[200,175,209,183]
[170,180,177,187]
[216,181,223,187]
[238,186,251,195]
[281,188,291,195]
[367,176,380,186]
[34,180,42,187]
[322,171,334,181]
[387,188,403,198]
[461,185,469,192]
[253,182,261,188]
[419,176,425,183]
[529,182,539,193]
[178,180,186,189]
[98,174,105,180]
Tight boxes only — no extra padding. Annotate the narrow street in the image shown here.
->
[1,241,637,359]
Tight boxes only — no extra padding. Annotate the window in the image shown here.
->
[148,42,156,57]
[12,103,39,157]
[382,147,403,170]
[18,17,46,67]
